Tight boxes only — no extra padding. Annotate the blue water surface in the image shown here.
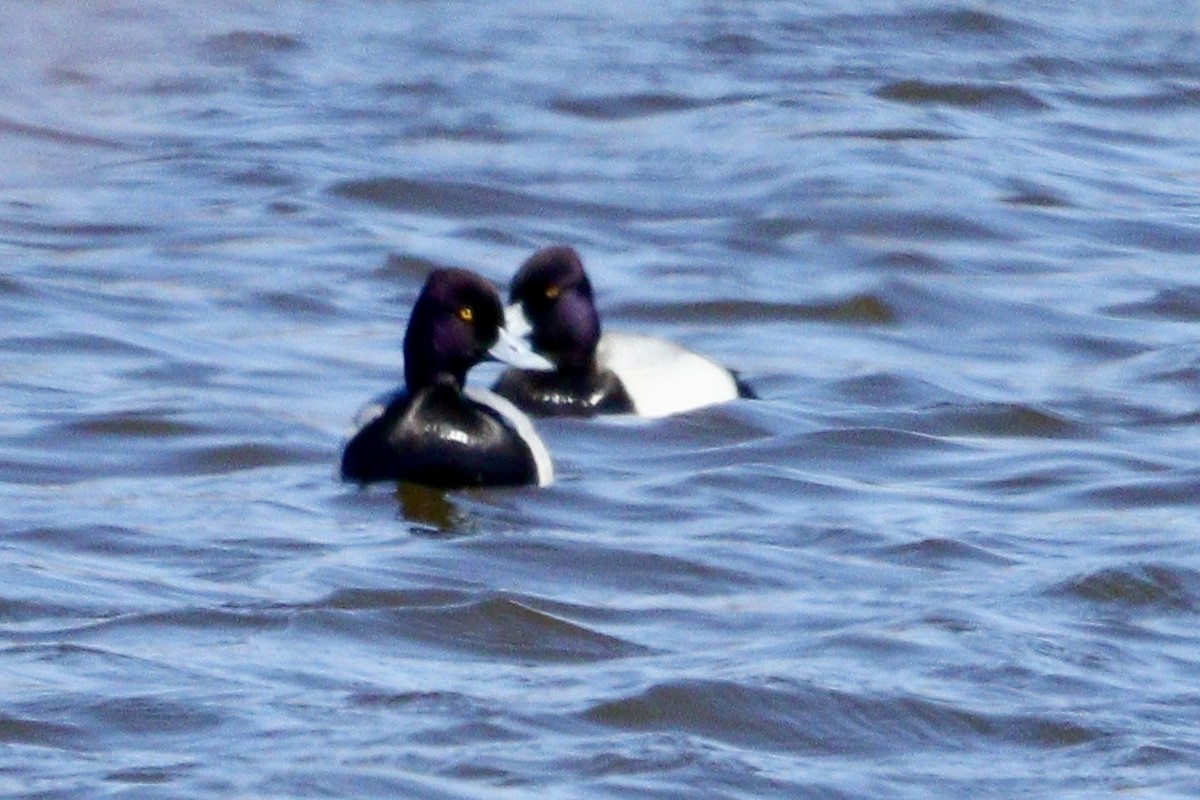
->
[2,1,1199,797]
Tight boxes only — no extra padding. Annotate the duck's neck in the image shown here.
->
[404,338,467,392]
[545,292,601,372]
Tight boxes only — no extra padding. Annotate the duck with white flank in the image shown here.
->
[493,246,755,418]
[341,268,554,488]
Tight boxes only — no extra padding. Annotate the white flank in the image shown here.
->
[596,331,739,419]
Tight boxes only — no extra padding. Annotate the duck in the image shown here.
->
[492,245,755,419]
[341,268,555,488]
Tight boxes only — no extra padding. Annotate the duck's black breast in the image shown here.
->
[492,367,634,418]
[340,383,540,488]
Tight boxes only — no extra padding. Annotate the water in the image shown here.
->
[3,0,1199,797]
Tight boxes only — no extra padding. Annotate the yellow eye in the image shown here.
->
[458,305,474,322]
[545,285,561,300]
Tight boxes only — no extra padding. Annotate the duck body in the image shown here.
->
[340,382,552,487]
[492,331,747,419]
[492,246,754,419]
[341,268,554,489]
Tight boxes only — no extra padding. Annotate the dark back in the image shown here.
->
[340,383,537,487]
[493,367,633,418]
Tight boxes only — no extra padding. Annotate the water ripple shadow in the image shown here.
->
[294,589,652,664]
[1074,470,1200,509]
[1105,286,1200,322]
[329,176,632,221]
[0,114,130,151]
[582,678,1106,756]
[455,534,781,598]
[84,695,225,737]
[0,712,87,750]
[1052,564,1200,612]
[549,91,760,121]
[789,6,1037,45]
[917,402,1095,439]
[741,207,1010,245]
[876,537,1018,571]
[45,609,289,644]
[348,690,530,748]
[13,405,330,482]
[874,79,1051,111]
[199,30,306,73]
[810,127,962,142]
[611,294,897,326]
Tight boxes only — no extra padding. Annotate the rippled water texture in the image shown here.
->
[3,1,1200,797]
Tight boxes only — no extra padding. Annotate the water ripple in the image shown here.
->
[293,589,651,663]
[200,31,306,68]
[549,91,759,121]
[0,713,86,750]
[1053,564,1200,612]
[1106,286,1200,322]
[921,402,1094,439]
[4,1,1200,796]
[583,678,1107,756]
[874,79,1051,111]
[0,115,130,151]
[328,176,603,219]
[84,695,226,737]
[612,294,897,325]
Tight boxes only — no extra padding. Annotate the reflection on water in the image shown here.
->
[395,482,474,536]
[2,1,1200,798]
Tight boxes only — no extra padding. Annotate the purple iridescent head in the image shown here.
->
[506,246,601,372]
[403,268,550,390]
